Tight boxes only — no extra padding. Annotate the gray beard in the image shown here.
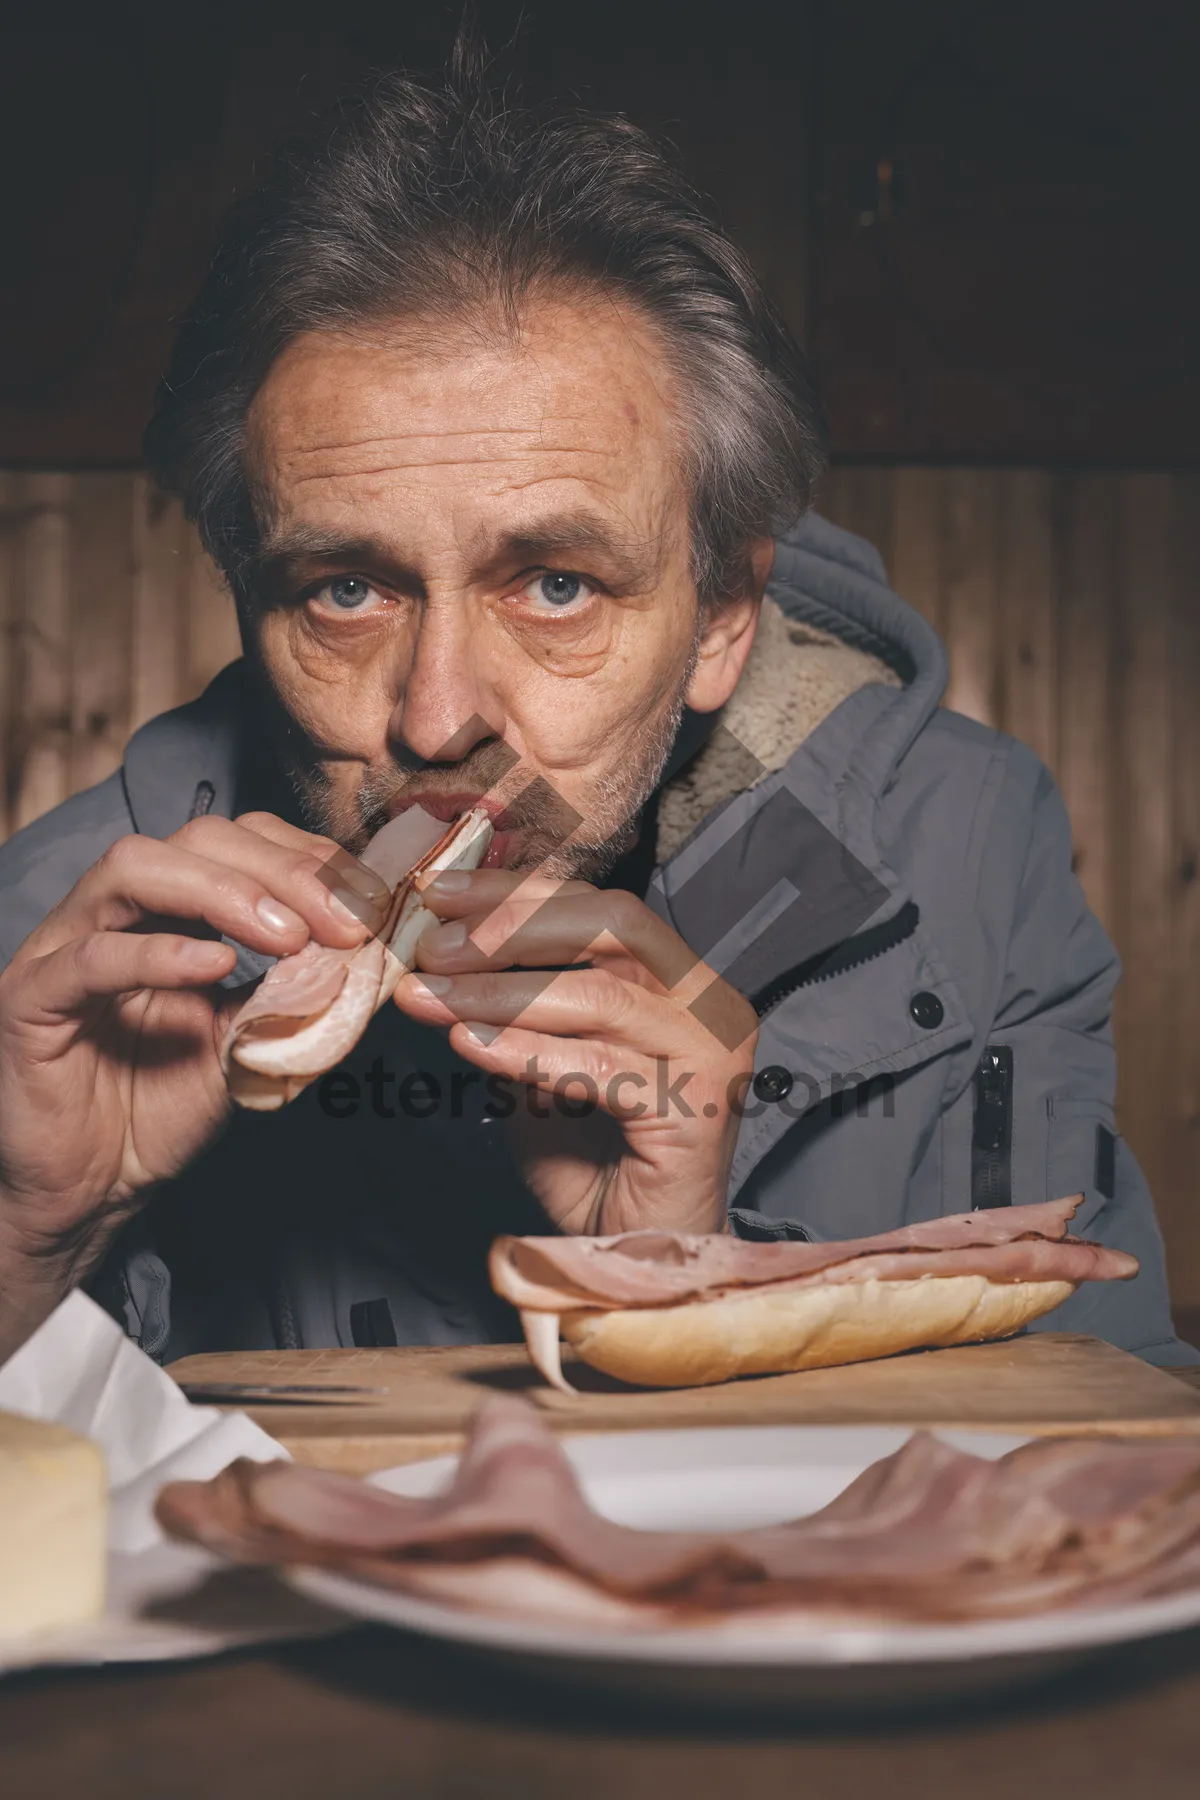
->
[528,678,688,882]
[285,654,696,884]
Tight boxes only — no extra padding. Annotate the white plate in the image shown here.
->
[286,1424,1200,1712]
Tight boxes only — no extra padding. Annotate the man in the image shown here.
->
[0,63,1190,1367]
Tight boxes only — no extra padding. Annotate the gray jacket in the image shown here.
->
[1,515,1192,1365]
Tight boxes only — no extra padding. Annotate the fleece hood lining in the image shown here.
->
[655,593,901,865]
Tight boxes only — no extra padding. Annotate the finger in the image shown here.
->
[233,813,391,905]
[232,811,343,857]
[444,1021,678,1127]
[416,887,699,991]
[396,965,692,1056]
[23,933,236,1018]
[181,814,392,929]
[446,1018,614,1091]
[419,867,592,912]
[26,834,368,966]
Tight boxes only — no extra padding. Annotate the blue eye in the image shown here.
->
[328,578,372,610]
[522,571,590,610]
[539,573,581,606]
[309,577,384,617]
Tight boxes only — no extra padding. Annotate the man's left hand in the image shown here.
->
[394,871,758,1238]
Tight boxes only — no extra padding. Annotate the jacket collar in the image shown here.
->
[123,661,247,839]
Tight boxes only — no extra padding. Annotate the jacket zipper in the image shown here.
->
[971,1046,1013,1207]
[749,899,921,1019]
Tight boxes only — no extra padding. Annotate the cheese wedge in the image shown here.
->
[0,1411,107,1641]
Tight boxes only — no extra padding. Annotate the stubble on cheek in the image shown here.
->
[243,632,379,849]
[521,625,701,880]
[277,652,696,877]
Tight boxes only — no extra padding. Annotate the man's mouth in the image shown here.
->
[387,790,498,824]
[387,791,515,867]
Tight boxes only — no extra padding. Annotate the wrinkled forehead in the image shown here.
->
[244,295,690,550]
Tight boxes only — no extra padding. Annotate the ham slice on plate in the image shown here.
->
[156,1397,1200,1631]
[223,805,492,1110]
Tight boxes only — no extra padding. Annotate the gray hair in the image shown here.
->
[144,52,827,605]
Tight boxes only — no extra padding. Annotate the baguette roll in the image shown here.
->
[556,1274,1076,1388]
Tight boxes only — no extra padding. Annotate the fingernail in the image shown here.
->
[431,921,468,951]
[182,938,230,968]
[327,885,386,931]
[417,973,453,995]
[334,859,391,904]
[426,870,471,893]
[255,897,306,935]
[464,1021,501,1045]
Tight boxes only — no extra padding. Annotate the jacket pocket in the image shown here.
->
[1046,1094,1118,1235]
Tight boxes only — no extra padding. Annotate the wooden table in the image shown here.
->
[4,1614,1200,1798]
[167,1332,1200,1471]
[6,1335,1200,1796]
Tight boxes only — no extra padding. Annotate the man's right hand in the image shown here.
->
[0,812,389,1359]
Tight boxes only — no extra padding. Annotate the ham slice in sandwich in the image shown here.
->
[488,1197,1138,1391]
[224,805,492,1111]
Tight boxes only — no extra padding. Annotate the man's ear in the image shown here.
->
[685,537,775,714]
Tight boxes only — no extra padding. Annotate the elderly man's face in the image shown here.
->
[245,296,762,872]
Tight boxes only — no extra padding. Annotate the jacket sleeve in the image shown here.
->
[990,761,1197,1365]
[0,771,136,973]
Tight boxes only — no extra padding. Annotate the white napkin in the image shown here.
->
[0,1291,349,1671]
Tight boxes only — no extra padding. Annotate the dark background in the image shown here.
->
[2,0,1197,467]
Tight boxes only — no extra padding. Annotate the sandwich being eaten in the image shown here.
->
[224,805,492,1111]
[488,1196,1137,1391]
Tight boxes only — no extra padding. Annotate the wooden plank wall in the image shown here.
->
[0,468,1196,1306]
[0,474,239,835]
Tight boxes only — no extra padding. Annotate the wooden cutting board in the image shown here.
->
[166,1332,1200,1473]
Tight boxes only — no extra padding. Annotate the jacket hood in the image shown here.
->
[645,512,950,1007]
[656,577,901,861]
[770,511,947,779]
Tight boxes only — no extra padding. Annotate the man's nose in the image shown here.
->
[385,598,500,763]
